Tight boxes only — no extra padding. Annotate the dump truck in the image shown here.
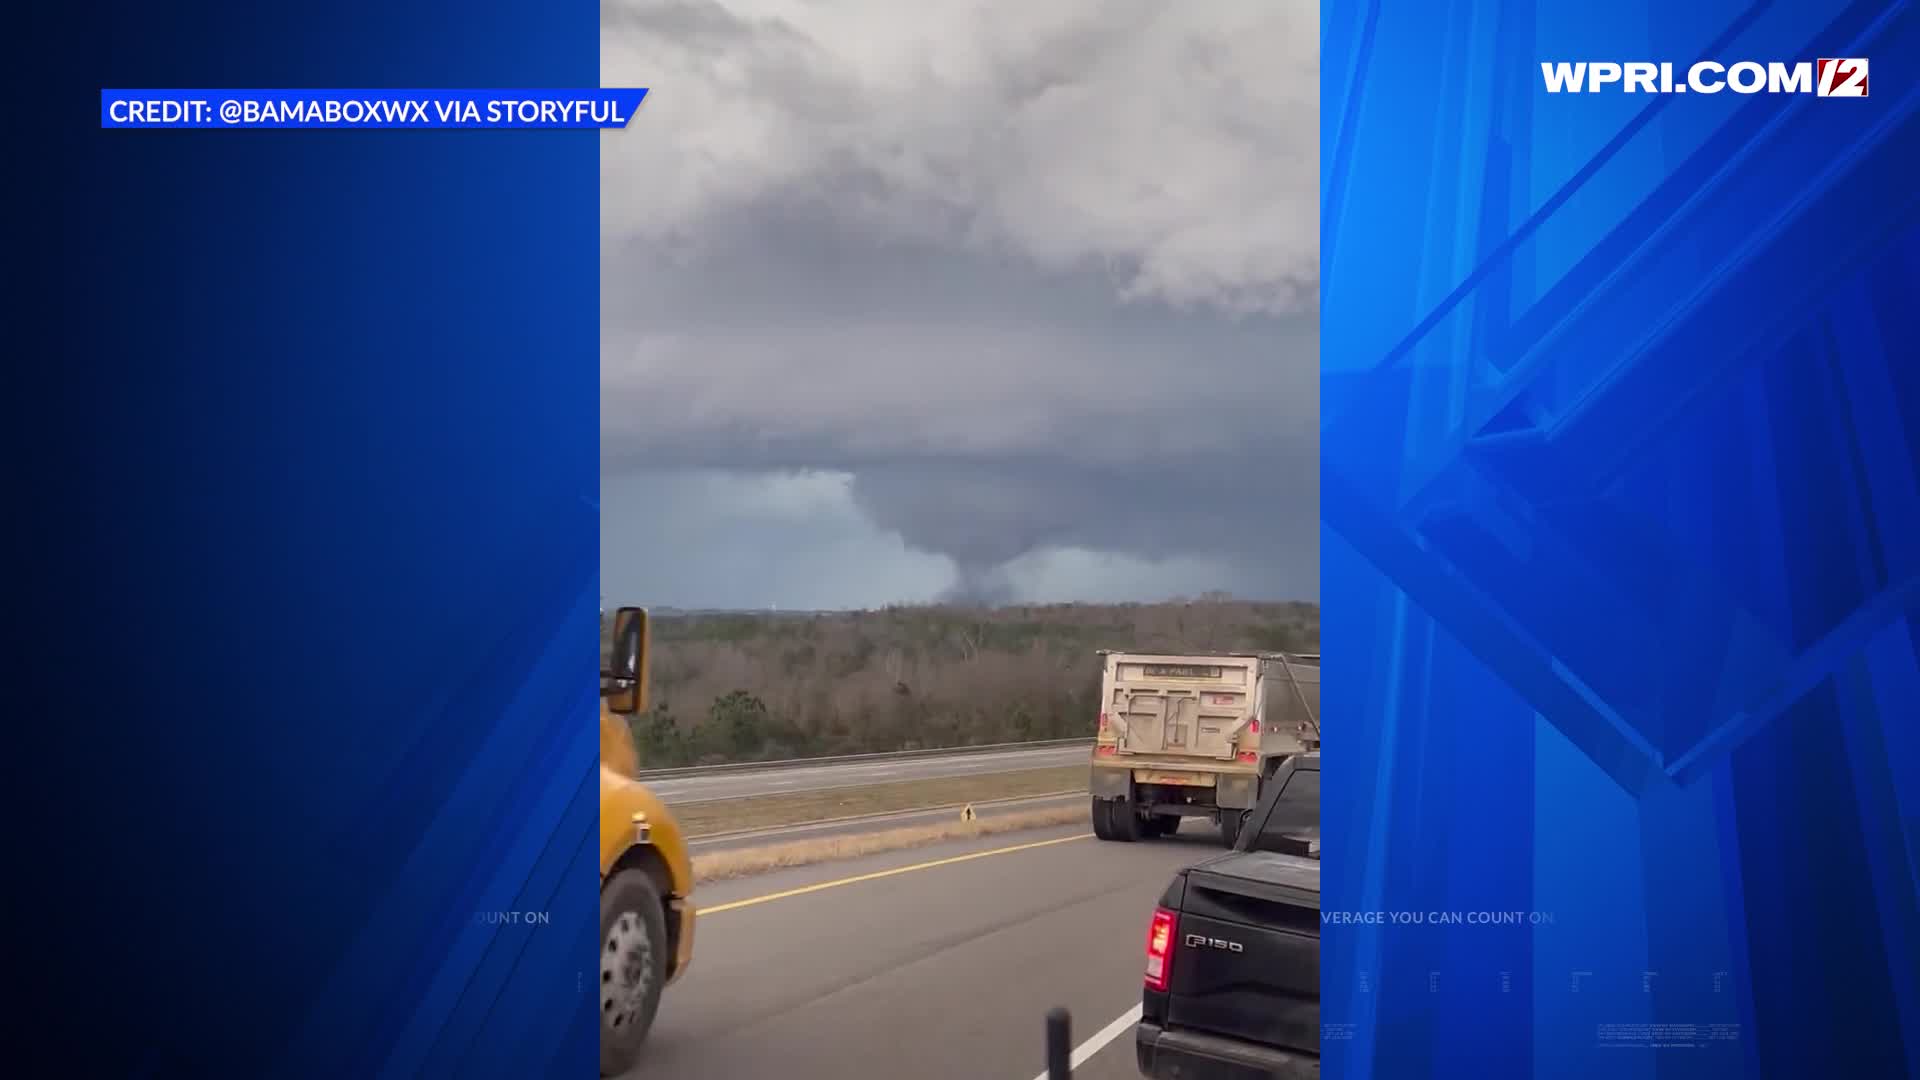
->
[1089,650,1319,847]
[599,606,697,1075]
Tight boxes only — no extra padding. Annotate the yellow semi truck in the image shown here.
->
[598,607,696,1075]
[1089,650,1319,847]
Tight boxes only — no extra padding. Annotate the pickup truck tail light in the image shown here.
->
[1144,906,1178,991]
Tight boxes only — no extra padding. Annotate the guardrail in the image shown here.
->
[633,737,1094,780]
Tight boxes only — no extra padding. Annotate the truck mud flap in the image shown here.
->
[1215,774,1257,810]
[1089,765,1131,799]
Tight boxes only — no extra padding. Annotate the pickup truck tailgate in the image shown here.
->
[1168,852,1320,1057]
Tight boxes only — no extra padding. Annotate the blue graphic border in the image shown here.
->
[1321,1,1919,1077]
[19,1,603,1076]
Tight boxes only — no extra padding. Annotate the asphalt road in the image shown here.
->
[624,819,1230,1080]
[687,791,1087,852]
[646,745,1091,804]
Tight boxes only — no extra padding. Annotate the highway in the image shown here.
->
[687,791,1086,852]
[646,744,1090,804]
[626,821,1224,1080]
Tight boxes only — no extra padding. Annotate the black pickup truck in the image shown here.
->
[1135,753,1319,1080]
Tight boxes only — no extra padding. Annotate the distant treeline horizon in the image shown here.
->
[614,597,1319,768]
[635,592,1319,615]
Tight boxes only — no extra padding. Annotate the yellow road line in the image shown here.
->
[697,832,1094,916]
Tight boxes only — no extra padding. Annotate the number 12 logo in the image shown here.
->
[1817,58,1869,97]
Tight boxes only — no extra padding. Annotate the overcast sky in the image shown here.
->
[601,0,1319,610]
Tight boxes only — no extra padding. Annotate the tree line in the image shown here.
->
[615,597,1320,767]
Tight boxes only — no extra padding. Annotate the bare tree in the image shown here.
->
[639,601,1319,764]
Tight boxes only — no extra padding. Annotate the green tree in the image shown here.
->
[711,690,770,758]
[628,704,686,767]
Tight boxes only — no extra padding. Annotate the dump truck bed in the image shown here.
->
[1098,651,1319,761]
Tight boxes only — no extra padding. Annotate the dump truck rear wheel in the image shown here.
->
[1219,809,1244,848]
[1095,797,1141,842]
[600,869,668,1075]
[1091,798,1115,841]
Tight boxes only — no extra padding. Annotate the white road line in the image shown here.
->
[1027,1003,1142,1080]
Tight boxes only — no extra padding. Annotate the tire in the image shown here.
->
[1219,809,1244,849]
[1091,797,1116,841]
[1111,801,1142,843]
[600,869,668,1076]
[1154,814,1181,837]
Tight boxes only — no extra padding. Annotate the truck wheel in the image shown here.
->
[1091,797,1115,841]
[600,869,668,1076]
[1111,801,1143,843]
[1219,810,1244,848]
[1153,814,1181,837]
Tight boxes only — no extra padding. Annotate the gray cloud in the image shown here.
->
[604,0,1317,315]
[599,469,954,609]
[601,0,1319,606]
[848,452,1318,598]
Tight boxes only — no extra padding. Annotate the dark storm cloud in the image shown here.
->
[850,452,1319,601]
[601,0,1318,605]
[601,204,1316,470]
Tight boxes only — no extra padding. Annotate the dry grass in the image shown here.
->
[672,765,1087,836]
[692,802,1088,883]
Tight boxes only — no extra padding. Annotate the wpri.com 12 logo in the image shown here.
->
[1817,58,1869,97]
[1540,58,1868,97]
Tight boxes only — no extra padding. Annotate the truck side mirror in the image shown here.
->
[603,606,649,715]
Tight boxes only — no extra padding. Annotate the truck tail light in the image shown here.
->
[1249,718,1260,733]
[1237,751,1257,762]
[1145,906,1178,991]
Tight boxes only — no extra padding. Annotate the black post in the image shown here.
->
[1045,1007,1072,1079]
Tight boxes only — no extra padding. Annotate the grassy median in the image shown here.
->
[671,764,1087,837]
[693,802,1089,883]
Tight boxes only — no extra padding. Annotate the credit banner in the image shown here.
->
[100,89,649,129]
